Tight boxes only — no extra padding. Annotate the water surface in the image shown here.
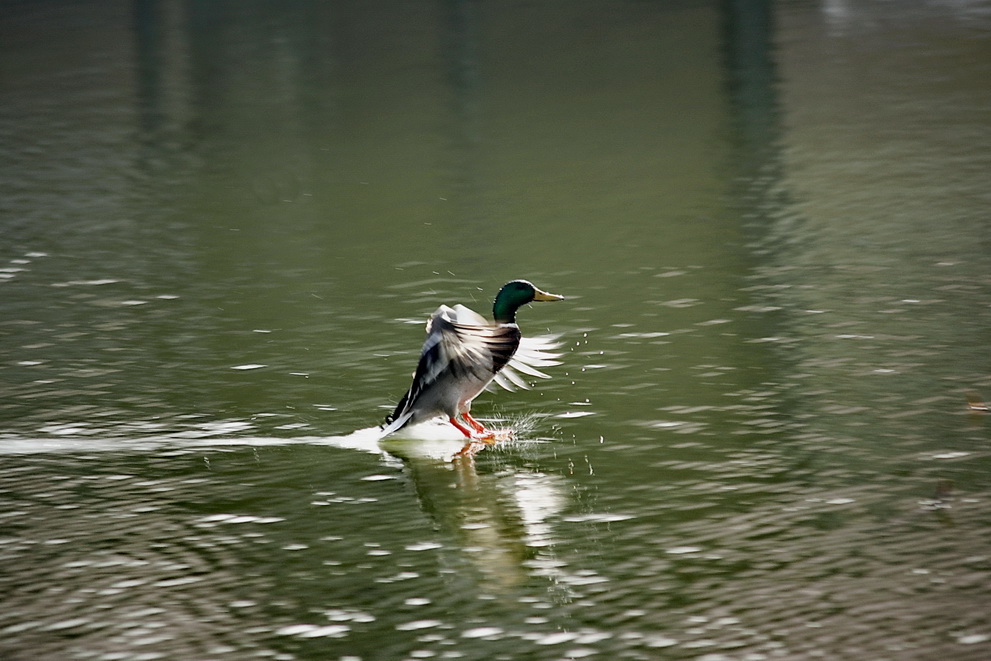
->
[2,1,990,659]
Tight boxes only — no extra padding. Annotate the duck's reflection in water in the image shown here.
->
[382,432,570,597]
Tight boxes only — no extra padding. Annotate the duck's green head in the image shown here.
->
[492,280,564,324]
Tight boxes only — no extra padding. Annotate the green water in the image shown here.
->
[2,1,990,659]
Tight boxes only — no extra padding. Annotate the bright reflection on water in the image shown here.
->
[2,0,991,659]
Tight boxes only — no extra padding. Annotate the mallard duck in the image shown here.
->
[381,280,564,448]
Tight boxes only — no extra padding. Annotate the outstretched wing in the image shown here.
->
[387,305,520,424]
[490,333,563,392]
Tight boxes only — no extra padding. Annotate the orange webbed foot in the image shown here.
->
[461,412,512,442]
[450,415,513,461]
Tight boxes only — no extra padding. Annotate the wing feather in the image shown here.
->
[487,334,563,392]
[491,371,517,392]
[386,305,522,423]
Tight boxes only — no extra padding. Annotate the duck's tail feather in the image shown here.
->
[378,410,415,438]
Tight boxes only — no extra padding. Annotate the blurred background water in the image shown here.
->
[1,0,990,659]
